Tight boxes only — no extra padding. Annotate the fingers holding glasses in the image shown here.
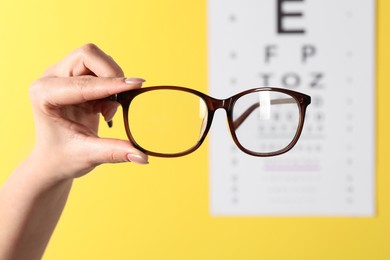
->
[29,76,144,108]
[85,137,149,166]
[29,44,149,180]
[40,43,133,123]
[30,79,148,171]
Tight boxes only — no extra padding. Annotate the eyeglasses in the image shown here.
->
[108,86,311,157]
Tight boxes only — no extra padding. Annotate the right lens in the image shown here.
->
[232,90,300,154]
[127,88,208,155]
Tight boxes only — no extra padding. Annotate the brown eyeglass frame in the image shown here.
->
[108,86,311,158]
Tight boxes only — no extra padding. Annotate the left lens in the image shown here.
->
[127,88,208,155]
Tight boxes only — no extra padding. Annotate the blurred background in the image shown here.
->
[0,0,389,259]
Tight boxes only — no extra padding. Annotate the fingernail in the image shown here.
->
[124,77,146,84]
[104,107,118,123]
[127,153,149,165]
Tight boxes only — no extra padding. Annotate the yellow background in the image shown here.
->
[0,0,389,259]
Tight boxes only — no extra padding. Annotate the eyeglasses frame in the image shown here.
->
[109,86,311,158]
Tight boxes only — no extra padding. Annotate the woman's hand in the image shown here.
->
[0,44,149,260]
[29,43,148,182]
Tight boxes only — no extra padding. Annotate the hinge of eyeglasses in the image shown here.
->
[108,94,118,102]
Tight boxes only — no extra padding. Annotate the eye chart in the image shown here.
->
[208,0,375,216]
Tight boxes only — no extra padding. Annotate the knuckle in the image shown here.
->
[79,43,100,56]
[29,78,46,102]
[110,151,117,162]
[72,76,93,101]
[28,78,55,114]
[109,150,125,163]
[73,75,90,89]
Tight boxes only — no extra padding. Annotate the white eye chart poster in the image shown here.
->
[208,0,375,216]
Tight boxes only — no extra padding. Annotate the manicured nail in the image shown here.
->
[127,153,149,165]
[124,77,146,84]
[104,107,118,123]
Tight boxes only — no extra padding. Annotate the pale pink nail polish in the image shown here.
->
[127,153,149,164]
[104,107,118,123]
[124,77,146,84]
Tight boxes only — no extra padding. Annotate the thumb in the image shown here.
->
[87,138,149,165]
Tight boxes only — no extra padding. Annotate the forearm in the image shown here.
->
[0,154,73,260]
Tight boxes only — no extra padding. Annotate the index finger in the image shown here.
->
[30,76,145,107]
[42,43,124,78]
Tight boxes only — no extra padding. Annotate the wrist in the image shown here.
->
[14,149,74,191]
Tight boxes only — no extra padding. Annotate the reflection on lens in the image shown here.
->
[232,90,300,154]
[128,89,208,155]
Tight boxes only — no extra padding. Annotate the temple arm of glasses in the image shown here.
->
[233,98,296,130]
[104,94,118,128]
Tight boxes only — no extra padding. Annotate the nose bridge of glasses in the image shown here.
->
[209,97,231,111]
